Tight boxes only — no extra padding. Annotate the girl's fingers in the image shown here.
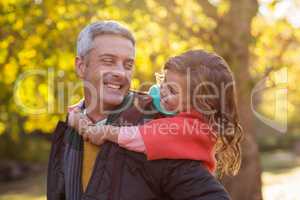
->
[94,132,106,145]
[79,115,92,127]
[73,107,81,113]
[81,127,105,146]
[68,111,78,127]
[69,111,84,129]
[78,117,91,131]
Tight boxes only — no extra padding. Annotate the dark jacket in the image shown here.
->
[47,91,231,200]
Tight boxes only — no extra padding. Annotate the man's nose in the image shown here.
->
[111,63,126,79]
[111,69,125,79]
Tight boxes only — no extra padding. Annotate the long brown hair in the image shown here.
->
[164,49,243,177]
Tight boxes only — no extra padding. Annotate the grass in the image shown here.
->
[0,195,45,200]
[262,166,300,200]
[0,170,46,200]
[261,150,300,200]
[0,151,299,200]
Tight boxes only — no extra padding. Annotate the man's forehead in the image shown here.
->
[92,34,135,58]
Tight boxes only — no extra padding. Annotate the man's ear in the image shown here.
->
[75,56,86,79]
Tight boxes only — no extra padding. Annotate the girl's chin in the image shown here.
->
[161,103,177,112]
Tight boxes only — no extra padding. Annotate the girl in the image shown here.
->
[69,49,243,176]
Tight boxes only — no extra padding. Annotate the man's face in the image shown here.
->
[77,34,135,111]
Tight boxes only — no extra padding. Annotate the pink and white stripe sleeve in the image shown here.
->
[118,126,146,153]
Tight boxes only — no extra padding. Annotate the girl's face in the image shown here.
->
[158,70,189,112]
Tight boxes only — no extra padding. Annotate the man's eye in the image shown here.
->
[125,62,133,70]
[101,58,114,64]
[124,60,134,69]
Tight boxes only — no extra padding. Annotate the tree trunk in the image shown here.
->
[134,0,262,198]
[212,0,263,199]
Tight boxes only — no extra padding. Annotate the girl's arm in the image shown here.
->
[68,110,148,156]
[83,125,119,145]
[84,125,146,153]
[68,110,147,152]
[69,110,216,173]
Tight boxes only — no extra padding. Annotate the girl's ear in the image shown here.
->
[75,56,86,79]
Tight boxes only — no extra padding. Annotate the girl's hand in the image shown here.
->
[68,108,92,134]
[83,126,106,145]
[68,107,81,128]
[82,125,119,146]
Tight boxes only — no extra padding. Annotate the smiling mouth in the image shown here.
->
[103,82,125,92]
[105,83,121,89]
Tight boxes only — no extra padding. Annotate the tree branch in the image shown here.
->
[196,0,219,20]
[153,0,215,43]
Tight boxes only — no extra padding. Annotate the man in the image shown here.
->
[47,20,230,200]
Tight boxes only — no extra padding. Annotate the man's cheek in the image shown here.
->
[126,72,132,83]
[171,98,180,109]
[92,71,105,86]
[124,73,132,88]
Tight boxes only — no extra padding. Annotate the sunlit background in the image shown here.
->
[0,0,300,199]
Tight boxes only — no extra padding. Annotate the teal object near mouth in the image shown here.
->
[148,84,176,116]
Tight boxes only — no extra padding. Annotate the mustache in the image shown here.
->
[102,72,130,85]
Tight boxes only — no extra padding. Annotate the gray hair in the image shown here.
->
[76,20,135,57]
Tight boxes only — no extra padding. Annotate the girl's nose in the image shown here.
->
[160,86,168,98]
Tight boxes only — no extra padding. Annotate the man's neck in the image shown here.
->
[85,108,107,123]
[84,95,108,123]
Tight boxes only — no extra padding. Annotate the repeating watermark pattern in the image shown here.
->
[251,68,288,133]
[13,67,288,133]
